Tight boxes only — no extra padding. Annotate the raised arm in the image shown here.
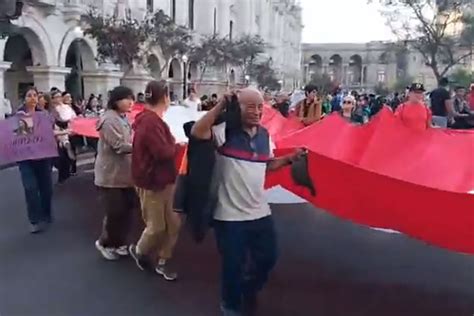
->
[191,98,226,140]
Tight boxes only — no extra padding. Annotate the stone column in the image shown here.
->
[342,64,349,86]
[0,61,12,105]
[26,66,71,92]
[82,63,124,102]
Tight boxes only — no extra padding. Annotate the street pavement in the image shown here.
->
[0,163,473,316]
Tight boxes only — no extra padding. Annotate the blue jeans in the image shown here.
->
[214,216,278,311]
[18,159,53,225]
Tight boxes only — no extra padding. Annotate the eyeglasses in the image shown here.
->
[343,101,353,104]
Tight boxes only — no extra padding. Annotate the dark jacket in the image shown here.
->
[132,109,177,191]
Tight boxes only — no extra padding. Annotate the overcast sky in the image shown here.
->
[300,0,395,43]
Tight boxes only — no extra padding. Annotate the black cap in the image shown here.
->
[409,83,425,92]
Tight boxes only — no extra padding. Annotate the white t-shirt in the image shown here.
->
[55,103,77,122]
[183,97,201,112]
[212,123,275,222]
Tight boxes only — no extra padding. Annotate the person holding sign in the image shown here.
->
[15,87,57,234]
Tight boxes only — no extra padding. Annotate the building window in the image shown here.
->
[377,71,386,83]
[171,0,176,21]
[147,0,153,13]
[213,8,217,35]
[188,0,194,30]
[229,20,234,41]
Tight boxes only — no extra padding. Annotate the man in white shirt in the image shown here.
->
[182,87,202,111]
[191,88,303,316]
[0,93,12,120]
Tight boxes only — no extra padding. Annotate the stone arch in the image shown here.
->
[379,52,389,64]
[328,54,342,83]
[3,32,39,105]
[58,27,97,71]
[168,58,182,80]
[188,61,199,81]
[64,38,97,99]
[12,14,55,66]
[308,54,322,77]
[349,54,362,85]
[147,54,161,79]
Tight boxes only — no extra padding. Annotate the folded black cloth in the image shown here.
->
[290,152,316,196]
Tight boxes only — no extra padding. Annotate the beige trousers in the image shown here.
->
[136,185,182,261]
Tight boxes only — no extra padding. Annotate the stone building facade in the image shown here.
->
[302,41,473,93]
[0,0,303,108]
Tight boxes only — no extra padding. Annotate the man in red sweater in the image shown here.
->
[468,83,474,111]
[129,80,182,281]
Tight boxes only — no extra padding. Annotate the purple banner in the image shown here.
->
[0,112,58,165]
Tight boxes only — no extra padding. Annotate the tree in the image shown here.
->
[373,0,474,84]
[82,9,149,70]
[231,35,267,77]
[392,75,414,92]
[449,68,473,88]
[248,59,281,91]
[147,10,193,76]
[308,73,337,94]
[189,35,233,83]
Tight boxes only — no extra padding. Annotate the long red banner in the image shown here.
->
[71,107,474,254]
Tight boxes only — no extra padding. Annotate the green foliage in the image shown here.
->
[231,35,266,74]
[189,34,233,81]
[450,68,474,88]
[82,9,149,66]
[147,10,193,73]
[82,10,268,84]
[391,75,414,92]
[374,0,474,84]
[248,59,281,90]
[308,73,336,94]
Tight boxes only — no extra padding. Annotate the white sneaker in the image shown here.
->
[95,240,119,260]
[115,245,129,257]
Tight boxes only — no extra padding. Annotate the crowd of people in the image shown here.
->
[2,76,474,316]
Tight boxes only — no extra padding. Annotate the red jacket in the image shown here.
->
[468,92,474,111]
[132,109,177,191]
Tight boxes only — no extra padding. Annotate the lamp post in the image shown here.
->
[244,75,250,86]
[278,79,284,90]
[182,54,188,100]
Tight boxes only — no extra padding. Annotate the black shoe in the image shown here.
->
[129,244,148,271]
[242,293,258,316]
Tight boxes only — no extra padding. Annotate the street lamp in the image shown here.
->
[244,75,250,86]
[182,54,188,100]
[278,79,284,89]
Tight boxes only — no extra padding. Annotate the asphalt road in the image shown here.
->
[0,165,473,316]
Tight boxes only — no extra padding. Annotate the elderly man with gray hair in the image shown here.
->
[192,88,303,316]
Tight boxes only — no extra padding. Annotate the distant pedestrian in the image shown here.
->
[183,87,202,111]
[129,80,182,281]
[94,86,136,260]
[395,83,432,131]
[1,92,12,120]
